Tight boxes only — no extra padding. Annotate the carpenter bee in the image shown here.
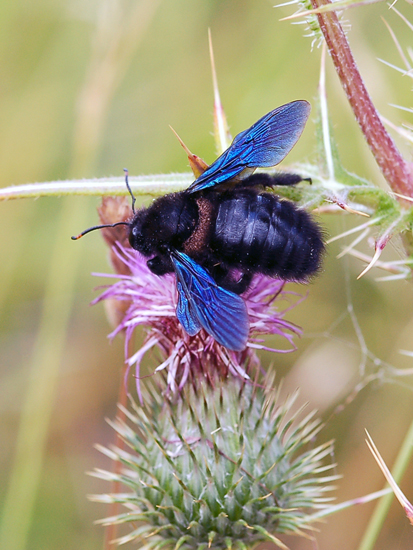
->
[73,100,324,352]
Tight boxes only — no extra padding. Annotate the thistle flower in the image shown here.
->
[91,378,336,549]
[93,199,303,395]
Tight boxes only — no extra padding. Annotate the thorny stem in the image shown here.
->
[310,0,413,199]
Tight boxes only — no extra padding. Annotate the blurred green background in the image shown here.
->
[1,1,413,549]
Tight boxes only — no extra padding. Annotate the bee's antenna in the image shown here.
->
[71,221,129,240]
[72,169,135,241]
[124,168,136,214]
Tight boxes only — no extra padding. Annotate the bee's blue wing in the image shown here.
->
[170,250,249,351]
[187,100,310,194]
[175,280,202,336]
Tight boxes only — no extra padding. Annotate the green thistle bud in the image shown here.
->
[92,378,335,549]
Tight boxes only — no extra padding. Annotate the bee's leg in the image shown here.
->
[267,173,311,186]
[147,255,173,275]
[237,172,311,188]
[228,272,253,294]
[212,265,253,295]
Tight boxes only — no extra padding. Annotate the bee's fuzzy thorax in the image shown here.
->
[182,197,214,256]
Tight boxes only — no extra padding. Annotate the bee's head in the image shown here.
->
[128,208,155,256]
[129,193,197,257]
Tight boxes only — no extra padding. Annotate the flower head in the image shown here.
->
[91,379,336,549]
[93,198,302,396]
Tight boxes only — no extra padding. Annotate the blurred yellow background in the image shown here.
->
[1,1,413,549]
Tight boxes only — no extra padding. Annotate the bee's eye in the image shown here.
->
[129,225,143,250]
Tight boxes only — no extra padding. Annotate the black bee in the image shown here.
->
[73,100,324,352]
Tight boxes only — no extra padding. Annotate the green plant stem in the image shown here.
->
[357,417,413,550]
[310,0,413,198]
[0,173,192,201]
[0,197,91,550]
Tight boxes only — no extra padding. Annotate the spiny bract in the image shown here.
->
[92,379,336,550]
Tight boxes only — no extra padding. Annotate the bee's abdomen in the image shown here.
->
[211,190,323,280]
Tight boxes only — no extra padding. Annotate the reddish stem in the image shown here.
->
[311,0,413,198]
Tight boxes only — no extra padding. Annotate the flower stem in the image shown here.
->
[311,0,413,198]
[358,417,413,550]
[0,174,192,201]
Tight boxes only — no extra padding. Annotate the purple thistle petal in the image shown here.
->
[93,243,304,393]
